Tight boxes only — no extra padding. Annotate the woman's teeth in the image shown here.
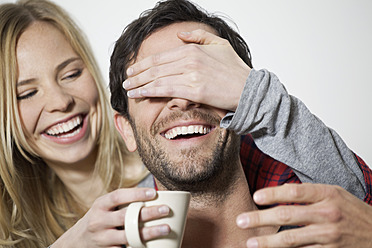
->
[46,115,82,137]
[164,125,211,139]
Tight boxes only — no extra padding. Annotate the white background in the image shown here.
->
[2,0,372,166]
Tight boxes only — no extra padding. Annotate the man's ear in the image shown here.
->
[114,113,137,152]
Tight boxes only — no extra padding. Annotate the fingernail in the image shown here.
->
[127,67,134,76]
[159,225,170,235]
[179,31,191,36]
[253,192,264,204]
[145,189,156,198]
[127,90,134,97]
[247,238,258,248]
[158,205,170,215]
[236,215,250,228]
[123,80,130,89]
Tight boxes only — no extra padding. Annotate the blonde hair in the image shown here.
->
[0,0,148,247]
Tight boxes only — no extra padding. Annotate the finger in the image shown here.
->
[118,225,171,246]
[124,56,189,90]
[105,222,171,245]
[177,29,228,46]
[237,204,334,229]
[125,38,217,84]
[125,45,190,81]
[127,74,204,100]
[140,205,170,222]
[91,229,128,246]
[95,188,156,210]
[108,204,171,228]
[140,224,171,241]
[94,215,171,246]
[253,183,339,205]
[124,43,210,90]
[128,85,197,100]
[246,225,334,248]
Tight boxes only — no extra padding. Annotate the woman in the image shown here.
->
[0,0,169,247]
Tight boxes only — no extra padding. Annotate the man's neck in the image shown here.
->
[156,164,278,248]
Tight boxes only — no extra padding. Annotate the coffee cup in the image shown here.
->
[125,191,191,248]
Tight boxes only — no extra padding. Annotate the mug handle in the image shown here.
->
[125,202,146,248]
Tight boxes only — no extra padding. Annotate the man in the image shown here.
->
[113,20,280,247]
[110,0,372,247]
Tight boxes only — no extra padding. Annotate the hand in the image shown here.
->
[123,29,251,112]
[236,183,372,248]
[52,188,171,247]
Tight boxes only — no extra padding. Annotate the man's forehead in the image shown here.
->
[136,21,215,61]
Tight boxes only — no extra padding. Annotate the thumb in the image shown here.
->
[177,29,226,45]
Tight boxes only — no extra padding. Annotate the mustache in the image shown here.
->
[150,109,222,136]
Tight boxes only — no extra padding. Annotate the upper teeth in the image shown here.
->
[164,125,211,139]
[46,115,82,136]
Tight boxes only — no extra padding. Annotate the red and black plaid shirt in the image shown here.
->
[240,135,372,206]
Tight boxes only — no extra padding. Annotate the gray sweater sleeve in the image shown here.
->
[221,69,366,200]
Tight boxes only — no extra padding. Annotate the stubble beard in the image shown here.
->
[129,114,241,203]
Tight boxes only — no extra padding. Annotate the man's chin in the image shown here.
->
[153,160,222,190]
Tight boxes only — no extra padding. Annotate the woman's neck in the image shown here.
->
[45,147,106,208]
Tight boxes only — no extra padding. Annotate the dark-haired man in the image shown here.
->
[110,0,372,247]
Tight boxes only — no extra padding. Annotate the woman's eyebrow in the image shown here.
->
[16,57,82,87]
[16,78,35,87]
[55,57,81,73]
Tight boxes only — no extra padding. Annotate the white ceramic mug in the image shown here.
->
[125,191,191,248]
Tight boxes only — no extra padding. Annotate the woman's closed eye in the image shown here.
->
[17,89,37,101]
[61,68,83,81]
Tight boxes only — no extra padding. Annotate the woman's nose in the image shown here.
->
[44,85,74,112]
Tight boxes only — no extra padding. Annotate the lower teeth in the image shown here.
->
[54,126,82,138]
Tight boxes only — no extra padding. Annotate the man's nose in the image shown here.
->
[166,98,200,111]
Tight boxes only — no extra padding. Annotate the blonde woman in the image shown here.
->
[0,0,170,247]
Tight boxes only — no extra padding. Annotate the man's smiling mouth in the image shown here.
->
[163,125,212,140]
[45,115,83,138]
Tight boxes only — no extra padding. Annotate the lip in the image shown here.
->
[41,113,89,145]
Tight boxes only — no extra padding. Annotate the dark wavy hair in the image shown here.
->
[109,0,252,118]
